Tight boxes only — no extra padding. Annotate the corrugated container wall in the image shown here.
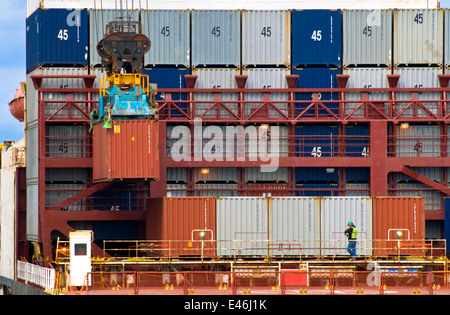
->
[192,68,239,119]
[291,9,341,67]
[146,197,216,257]
[92,120,160,182]
[89,9,139,67]
[372,197,425,256]
[395,124,441,157]
[295,124,339,157]
[393,67,442,117]
[216,197,268,256]
[320,197,373,256]
[142,10,191,67]
[270,197,321,256]
[342,10,392,67]
[445,9,450,68]
[242,10,291,67]
[191,10,241,67]
[394,9,443,66]
[26,8,89,73]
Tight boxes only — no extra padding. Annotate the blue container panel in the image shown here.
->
[295,167,339,183]
[345,124,369,157]
[296,183,338,196]
[93,183,138,211]
[291,9,342,67]
[445,198,450,254]
[142,68,190,117]
[292,67,341,116]
[346,168,369,183]
[26,8,89,73]
[295,124,339,157]
[93,221,138,241]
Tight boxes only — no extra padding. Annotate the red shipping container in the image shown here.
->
[146,197,216,258]
[372,197,426,257]
[92,120,160,182]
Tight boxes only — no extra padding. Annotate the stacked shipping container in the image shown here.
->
[24,7,450,249]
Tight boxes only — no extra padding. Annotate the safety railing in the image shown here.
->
[17,260,56,294]
[68,270,450,295]
[100,239,446,261]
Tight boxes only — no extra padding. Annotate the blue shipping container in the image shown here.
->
[444,198,450,254]
[26,8,89,73]
[296,183,338,196]
[142,68,190,118]
[346,168,370,183]
[93,221,138,241]
[93,183,137,211]
[292,67,341,116]
[291,10,342,67]
[345,124,370,157]
[295,124,339,157]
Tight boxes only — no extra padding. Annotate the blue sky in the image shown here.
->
[0,0,26,142]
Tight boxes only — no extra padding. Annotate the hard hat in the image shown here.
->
[348,221,353,225]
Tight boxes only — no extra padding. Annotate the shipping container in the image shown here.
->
[27,67,91,123]
[191,10,241,67]
[167,167,188,184]
[194,183,238,197]
[166,184,188,197]
[216,197,268,256]
[92,221,138,241]
[296,183,338,196]
[393,67,442,118]
[394,9,443,66]
[142,68,190,118]
[444,197,450,254]
[47,124,90,158]
[244,167,288,183]
[243,68,289,119]
[146,197,216,257]
[296,166,339,183]
[192,68,240,119]
[92,183,139,211]
[194,167,238,183]
[292,67,341,116]
[244,183,289,196]
[342,10,392,67]
[291,9,341,67]
[295,124,339,157]
[92,120,160,182]
[346,167,370,183]
[242,10,291,67]
[445,9,450,68]
[394,124,441,157]
[89,9,140,67]
[46,183,87,211]
[343,67,391,118]
[344,124,370,157]
[26,8,89,73]
[245,125,289,158]
[345,183,370,196]
[141,10,190,67]
[372,197,425,257]
[320,197,373,256]
[269,197,321,256]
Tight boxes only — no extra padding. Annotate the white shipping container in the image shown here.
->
[216,197,268,256]
[343,10,393,67]
[320,197,373,256]
[269,197,321,256]
[242,10,291,67]
[395,124,441,157]
[394,9,444,66]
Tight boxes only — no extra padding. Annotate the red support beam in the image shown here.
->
[370,121,388,196]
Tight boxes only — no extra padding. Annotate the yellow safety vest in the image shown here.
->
[351,227,357,239]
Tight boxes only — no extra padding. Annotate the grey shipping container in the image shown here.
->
[242,10,291,67]
[394,9,443,66]
[395,124,441,157]
[216,197,268,256]
[320,197,373,256]
[343,10,392,67]
[89,9,140,67]
[191,10,241,67]
[269,197,321,256]
[142,10,190,67]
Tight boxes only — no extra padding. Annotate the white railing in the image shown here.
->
[17,261,56,293]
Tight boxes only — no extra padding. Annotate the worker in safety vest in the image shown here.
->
[344,221,357,259]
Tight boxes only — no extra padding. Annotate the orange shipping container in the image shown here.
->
[92,120,160,182]
[372,197,425,257]
[146,197,216,258]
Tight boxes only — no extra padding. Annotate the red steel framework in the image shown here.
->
[30,73,450,260]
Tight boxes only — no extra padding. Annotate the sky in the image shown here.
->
[0,0,26,142]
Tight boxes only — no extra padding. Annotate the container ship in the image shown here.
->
[2,0,450,296]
